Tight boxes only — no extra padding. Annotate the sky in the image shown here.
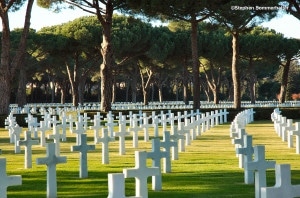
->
[7,3,300,39]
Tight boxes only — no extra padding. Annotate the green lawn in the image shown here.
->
[2,119,300,197]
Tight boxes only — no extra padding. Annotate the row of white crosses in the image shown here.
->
[107,110,229,198]
[10,100,300,114]
[1,108,228,197]
[271,108,300,154]
[231,108,300,198]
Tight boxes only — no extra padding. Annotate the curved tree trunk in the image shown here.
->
[232,33,241,109]
[279,59,291,103]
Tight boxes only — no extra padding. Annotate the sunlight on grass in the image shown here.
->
[1,118,300,197]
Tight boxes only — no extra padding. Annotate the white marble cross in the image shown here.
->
[123,151,159,198]
[177,122,189,152]
[161,131,177,173]
[232,128,247,168]
[105,111,117,138]
[261,164,300,198]
[246,145,276,198]
[114,115,130,155]
[66,114,76,132]
[48,125,63,156]
[42,113,52,129]
[11,124,22,154]
[82,113,90,130]
[97,128,115,164]
[4,114,17,143]
[71,134,95,178]
[152,115,160,137]
[72,116,86,145]
[37,121,49,147]
[36,143,67,198]
[27,116,40,139]
[140,113,151,142]
[147,138,168,191]
[284,119,295,148]
[17,131,39,168]
[291,122,300,154]
[170,126,184,160]
[90,112,103,144]
[128,114,142,148]
[236,135,254,184]
[58,111,68,141]
[0,158,22,198]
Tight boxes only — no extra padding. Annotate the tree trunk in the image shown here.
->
[112,81,116,103]
[248,57,257,104]
[66,62,79,106]
[143,89,149,105]
[191,18,200,110]
[231,33,241,109]
[279,59,291,103]
[99,3,114,112]
[16,66,27,107]
[183,63,189,105]
[78,77,86,105]
[158,84,163,102]
[60,82,66,104]
[131,76,137,103]
[0,0,33,114]
[50,78,55,103]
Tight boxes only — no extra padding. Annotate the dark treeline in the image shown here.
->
[9,15,300,107]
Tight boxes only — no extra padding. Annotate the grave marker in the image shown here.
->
[48,125,63,156]
[161,131,177,173]
[261,164,300,198]
[147,138,168,191]
[123,151,159,198]
[128,114,143,148]
[140,113,151,142]
[71,134,95,178]
[291,122,300,154]
[97,128,115,164]
[11,124,22,154]
[246,145,276,198]
[36,143,67,198]
[17,131,39,169]
[0,158,22,198]
[37,121,49,147]
[236,135,254,184]
[114,115,130,155]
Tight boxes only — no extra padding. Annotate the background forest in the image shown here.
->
[1,0,300,114]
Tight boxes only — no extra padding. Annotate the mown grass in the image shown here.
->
[1,119,300,197]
